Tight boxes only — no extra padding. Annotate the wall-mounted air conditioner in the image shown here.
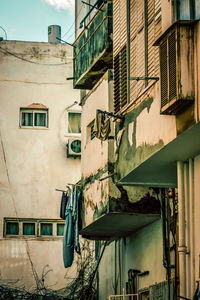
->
[67,137,81,158]
[157,23,194,115]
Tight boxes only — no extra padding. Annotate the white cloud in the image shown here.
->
[44,0,74,10]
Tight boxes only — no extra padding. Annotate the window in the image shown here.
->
[57,224,65,236]
[87,120,95,142]
[20,109,48,128]
[67,111,81,135]
[113,0,162,113]
[6,222,19,235]
[173,0,200,21]
[4,218,65,239]
[23,223,35,235]
[40,223,53,236]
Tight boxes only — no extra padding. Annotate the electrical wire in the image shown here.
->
[62,3,84,39]
[0,46,72,66]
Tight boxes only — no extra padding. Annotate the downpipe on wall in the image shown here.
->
[189,158,195,297]
[177,161,187,298]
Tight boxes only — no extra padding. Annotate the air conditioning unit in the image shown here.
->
[67,137,81,157]
[158,23,194,115]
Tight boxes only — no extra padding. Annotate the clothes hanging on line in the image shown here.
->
[93,110,111,141]
[63,186,82,268]
[60,192,68,220]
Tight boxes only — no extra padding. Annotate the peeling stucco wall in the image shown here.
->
[114,84,176,204]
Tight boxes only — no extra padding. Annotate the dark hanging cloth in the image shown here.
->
[72,189,81,255]
[63,187,82,268]
[193,281,200,300]
[60,192,67,220]
[93,110,111,141]
[63,196,74,268]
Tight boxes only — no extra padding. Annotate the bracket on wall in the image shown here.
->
[97,109,123,120]
[129,77,159,81]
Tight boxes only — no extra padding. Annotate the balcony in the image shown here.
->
[79,177,160,240]
[73,1,113,90]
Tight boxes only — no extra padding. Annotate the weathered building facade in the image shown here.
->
[0,39,81,290]
[74,0,200,299]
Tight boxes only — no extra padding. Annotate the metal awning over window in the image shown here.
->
[118,122,200,188]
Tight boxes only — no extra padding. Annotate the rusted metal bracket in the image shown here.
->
[129,76,159,81]
[97,109,123,120]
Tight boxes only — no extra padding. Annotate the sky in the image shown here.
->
[0,0,75,43]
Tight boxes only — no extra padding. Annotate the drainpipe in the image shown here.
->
[177,161,187,298]
[184,162,190,299]
[189,158,195,297]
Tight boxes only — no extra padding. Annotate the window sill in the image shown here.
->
[65,133,81,138]
[19,126,49,130]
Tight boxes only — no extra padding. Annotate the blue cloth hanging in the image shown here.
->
[63,196,74,268]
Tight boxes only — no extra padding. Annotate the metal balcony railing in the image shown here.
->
[73,1,113,89]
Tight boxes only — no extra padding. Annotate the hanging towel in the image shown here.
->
[63,196,74,268]
[60,192,68,220]
[93,110,111,141]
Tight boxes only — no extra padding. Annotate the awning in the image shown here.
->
[118,122,200,188]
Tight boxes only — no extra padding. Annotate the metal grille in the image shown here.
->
[168,31,177,101]
[109,294,138,300]
[160,39,168,108]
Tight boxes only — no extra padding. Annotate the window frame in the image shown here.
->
[65,109,81,137]
[19,108,48,129]
[4,218,65,239]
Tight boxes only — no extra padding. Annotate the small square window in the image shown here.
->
[40,223,53,236]
[68,112,81,134]
[6,222,19,235]
[23,223,35,235]
[57,224,65,236]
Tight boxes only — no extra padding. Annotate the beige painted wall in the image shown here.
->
[0,41,81,289]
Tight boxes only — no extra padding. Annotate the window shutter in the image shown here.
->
[168,31,177,101]
[113,0,127,57]
[114,46,127,114]
[160,39,168,108]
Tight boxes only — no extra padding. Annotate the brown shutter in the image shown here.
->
[160,39,168,108]
[168,31,177,101]
[113,0,127,57]
[114,46,127,114]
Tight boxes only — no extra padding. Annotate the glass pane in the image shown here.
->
[34,113,46,127]
[21,112,33,126]
[40,223,52,235]
[57,224,64,236]
[68,112,81,133]
[195,0,200,19]
[23,223,35,235]
[178,0,190,20]
[6,222,19,235]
